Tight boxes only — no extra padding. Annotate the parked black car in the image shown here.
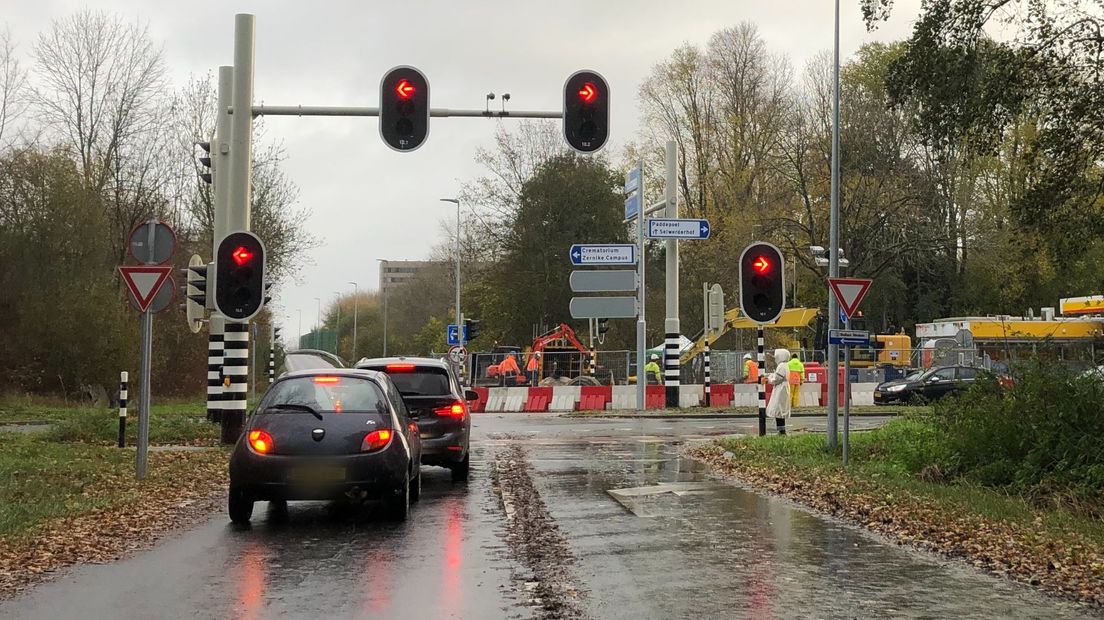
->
[873,366,980,404]
[357,357,473,482]
[228,369,422,524]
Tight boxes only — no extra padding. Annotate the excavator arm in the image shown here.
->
[532,323,589,354]
[679,307,819,364]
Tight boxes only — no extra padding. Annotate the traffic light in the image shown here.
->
[182,255,209,333]
[380,66,430,152]
[597,318,609,335]
[197,141,213,184]
[563,70,609,153]
[215,231,266,320]
[464,318,481,341]
[738,242,785,324]
[264,281,273,306]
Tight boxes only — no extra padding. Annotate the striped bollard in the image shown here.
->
[757,327,766,436]
[590,349,596,377]
[703,342,711,407]
[118,371,128,448]
[664,331,680,409]
[220,321,250,444]
[267,345,275,384]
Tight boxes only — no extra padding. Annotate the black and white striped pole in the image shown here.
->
[118,371,128,448]
[268,324,276,384]
[661,140,681,409]
[221,321,250,443]
[757,326,766,436]
[703,341,711,407]
[207,315,224,423]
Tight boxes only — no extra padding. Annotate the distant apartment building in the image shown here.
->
[378,260,439,291]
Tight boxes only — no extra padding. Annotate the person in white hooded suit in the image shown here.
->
[765,348,791,435]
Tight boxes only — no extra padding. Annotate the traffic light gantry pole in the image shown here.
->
[242,105,562,119]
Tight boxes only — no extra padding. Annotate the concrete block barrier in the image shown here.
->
[550,386,581,412]
[679,384,703,408]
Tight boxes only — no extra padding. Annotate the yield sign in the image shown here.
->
[119,265,173,312]
[827,277,873,319]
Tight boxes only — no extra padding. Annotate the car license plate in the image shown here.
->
[290,466,346,484]
[874,391,882,398]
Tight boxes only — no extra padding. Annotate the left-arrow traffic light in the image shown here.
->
[215,231,266,320]
[380,66,430,152]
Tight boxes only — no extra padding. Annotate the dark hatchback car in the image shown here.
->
[874,365,980,404]
[228,369,422,524]
[356,357,473,482]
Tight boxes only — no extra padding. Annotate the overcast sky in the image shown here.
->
[8,0,923,343]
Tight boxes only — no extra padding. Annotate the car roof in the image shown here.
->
[278,368,385,381]
[355,356,450,370]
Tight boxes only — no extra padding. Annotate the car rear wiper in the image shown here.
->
[263,403,323,420]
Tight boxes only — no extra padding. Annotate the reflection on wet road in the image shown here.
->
[0,413,1097,619]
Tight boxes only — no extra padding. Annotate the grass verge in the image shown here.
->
[690,421,1104,607]
[0,432,229,597]
[0,397,218,446]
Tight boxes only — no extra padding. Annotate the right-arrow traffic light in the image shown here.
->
[380,66,430,152]
[739,242,785,324]
[563,70,609,153]
[215,231,266,320]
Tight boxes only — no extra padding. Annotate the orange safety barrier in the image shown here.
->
[524,387,552,412]
[645,385,665,409]
[708,383,733,407]
[469,387,489,413]
[577,385,612,411]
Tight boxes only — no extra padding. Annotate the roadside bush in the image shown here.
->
[928,361,1104,516]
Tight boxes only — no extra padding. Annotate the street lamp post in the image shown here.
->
[333,293,342,357]
[440,198,464,384]
[348,281,359,362]
[376,259,388,357]
[297,309,302,350]
[314,297,321,350]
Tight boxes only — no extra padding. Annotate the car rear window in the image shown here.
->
[365,365,451,396]
[261,375,388,414]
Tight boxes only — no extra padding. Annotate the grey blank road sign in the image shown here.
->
[569,296,638,319]
[128,220,176,265]
[570,270,638,293]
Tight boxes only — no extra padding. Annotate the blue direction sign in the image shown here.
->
[828,328,869,346]
[624,166,640,193]
[624,192,641,220]
[646,218,711,239]
[446,324,469,346]
[570,244,637,266]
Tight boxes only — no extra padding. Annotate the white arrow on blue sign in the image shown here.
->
[446,324,469,346]
[570,244,637,265]
[828,329,869,346]
[646,218,711,239]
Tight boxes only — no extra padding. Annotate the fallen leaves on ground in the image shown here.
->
[689,443,1104,609]
[0,449,228,599]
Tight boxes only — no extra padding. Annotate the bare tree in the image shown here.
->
[0,26,27,149]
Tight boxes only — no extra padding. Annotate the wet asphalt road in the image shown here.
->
[1,413,1099,619]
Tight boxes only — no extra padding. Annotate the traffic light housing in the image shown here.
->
[738,242,785,324]
[197,141,213,184]
[380,66,430,152]
[182,255,209,333]
[597,318,609,334]
[215,231,266,320]
[464,318,481,341]
[563,70,609,153]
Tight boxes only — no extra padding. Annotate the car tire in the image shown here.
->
[384,476,410,521]
[450,454,470,482]
[228,485,254,524]
[410,467,422,504]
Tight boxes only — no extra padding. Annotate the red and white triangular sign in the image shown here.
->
[828,277,873,319]
[119,265,172,312]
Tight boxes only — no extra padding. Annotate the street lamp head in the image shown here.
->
[809,245,826,256]
[439,197,459,205]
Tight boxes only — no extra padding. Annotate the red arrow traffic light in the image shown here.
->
[578,82,597,103]
[231,246,254,266]
[395,79,416,99]
[752,255,771,273]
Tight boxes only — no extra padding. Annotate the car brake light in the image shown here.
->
[361,428,393,452]
[248,430,273,454]
[385,363,416,372]
[434,401,467,418]
[313,376,341,384]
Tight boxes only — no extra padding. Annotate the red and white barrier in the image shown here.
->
[467,383,880,412]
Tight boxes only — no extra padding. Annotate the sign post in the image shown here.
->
[120,219,176,479]
[827,277,872,465]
